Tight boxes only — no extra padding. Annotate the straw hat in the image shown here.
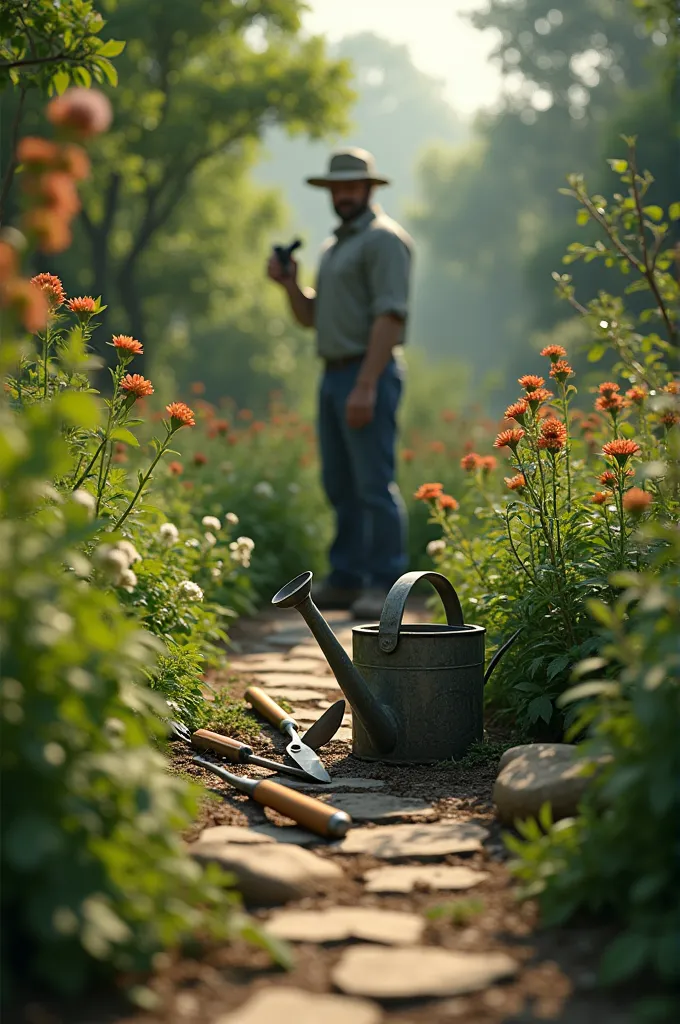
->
[306,147,390,188]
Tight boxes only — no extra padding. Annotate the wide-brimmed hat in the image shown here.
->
[306,147,390,188]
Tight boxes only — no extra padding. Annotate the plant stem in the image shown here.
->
[42,324,51,399]
[72,437,106,489]
[559,383,572,509]
[112,432,173,530]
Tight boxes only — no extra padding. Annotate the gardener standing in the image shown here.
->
[267,147,413,619]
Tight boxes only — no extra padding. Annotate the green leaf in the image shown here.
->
[57,392,100,429]
[109,427,140,447]
[642,206,663,222]
[558,681,620,705]
[52,69,70,95]
[669,202,680,221]
[527,694,553,724]
[607,159,628,174]
[587,344,606,362]
[97,38,126,57]
[599,932,650,985]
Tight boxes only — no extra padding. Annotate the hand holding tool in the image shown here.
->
[245,686,331,784]
[193,756,351,839]
[273,237,302,275]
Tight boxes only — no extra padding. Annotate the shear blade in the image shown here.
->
[286,737,331,783]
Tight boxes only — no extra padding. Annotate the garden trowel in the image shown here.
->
[245,686,339,784]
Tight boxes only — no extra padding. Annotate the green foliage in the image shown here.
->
[505,522,680,988]
[0,392,247,996]
[207,689,265,744]
[426,898,485,927]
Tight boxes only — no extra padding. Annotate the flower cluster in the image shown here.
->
[537,417,568,452]
[93,539,141,592]
[177,580,204,602]
[229,536,255,568]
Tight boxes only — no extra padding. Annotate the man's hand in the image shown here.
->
[346,380,377,429]
[267,252,297,287]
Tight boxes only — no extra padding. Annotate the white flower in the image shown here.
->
[118,568,138,593]
[224,511,239,526]
[211,566,221,578]
[185,538,200,549]
[204,531,217,547]
[288,483,300,494]
[178,580,204,602]
[116,540,141,565]
[253,481,274,498]
[159,522,179,546]
[93,545,129,584]
[72,489,96,516]
[427,539,446,557]
[235,536,255,551]
[201,515,221,532]
[229,535,255,568]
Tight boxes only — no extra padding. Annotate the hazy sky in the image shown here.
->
[302,0,503,117]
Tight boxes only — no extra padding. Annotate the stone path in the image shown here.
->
[169,607,632,1024]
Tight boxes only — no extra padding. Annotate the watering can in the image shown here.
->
[272,570,519,764]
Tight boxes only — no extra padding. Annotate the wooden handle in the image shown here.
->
[253,779,351,838]
[191,729,251,763]
[245,686,296,732]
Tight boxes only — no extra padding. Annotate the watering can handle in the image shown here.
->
[378,571,464,654]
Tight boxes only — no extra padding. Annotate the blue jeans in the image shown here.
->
[318,359,407,590]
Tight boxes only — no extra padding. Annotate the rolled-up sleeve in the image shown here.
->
[367,230,412,321]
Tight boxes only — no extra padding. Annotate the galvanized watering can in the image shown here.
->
[272,570,519,764]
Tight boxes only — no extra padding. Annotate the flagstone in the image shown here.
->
[363,865,489,894]
[256,672,341,690]
[326,793,437,823]
[265,906,424,946]
[191,842,342,905]
[336,821,489,860]
[268,776,384,793]
[216,988,382,1024]
[259,687,330,703]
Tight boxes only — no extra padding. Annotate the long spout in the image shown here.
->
[272,573,397,754]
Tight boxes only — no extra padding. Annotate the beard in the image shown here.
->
[333,192,370,222]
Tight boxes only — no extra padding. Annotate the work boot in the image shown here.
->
[312,580,362,610]
[350,587,390,622]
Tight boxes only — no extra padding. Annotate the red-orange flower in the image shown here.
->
[193,452,207,466]
[505,399,529,424]
[494,428,525,450]
[238,408,253,421]
[540,344,567,362]
[401,448,415,463]
[625,385,647,405]
[215,419,229,435]
[429,440,446,454]
[537,417,568,452]
[16,136,60,166]
[602,439,641,465]
[549,360,573,383]
[441,409,457,423]
[591,491,611,506]
[438,493,458,511]
[30,272,65,309]
[599,469,618,487]
[251,420,266,434]
[504,473,526,491]
[479,455,497,472]
[60,143,90,181]
[112,334,143,356]
[38,171,80,217]
[120,373,154,398]
[23,208,72,254]
[526,387,553,409]
[166,401,196,428]
[1,278,49,333]
[664,381,679,395]
[191,381,206,395]
[168,461,183,475]
[623,487,652,516]
[661,411,679,427]
[0,240,18,283]
[461,453,481,471]
[598,381,620,398]
[46,88,113,137]
[414,482,444,501]
[595,393,625,414]
[518,374,545,392]
[67,296,96,318]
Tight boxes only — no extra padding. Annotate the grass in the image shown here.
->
[426,898,485,926]
[206,687,293,742]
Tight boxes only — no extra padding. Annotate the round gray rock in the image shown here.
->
[215,989,382,1024]
[332,946,518,1000]
[191,842,342,905]
[493,742,596,824]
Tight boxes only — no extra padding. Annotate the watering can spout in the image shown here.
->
[272,572,397,754]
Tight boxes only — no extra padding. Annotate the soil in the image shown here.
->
[12,607,642,1024]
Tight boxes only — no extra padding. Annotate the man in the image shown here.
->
[267,147,413,619]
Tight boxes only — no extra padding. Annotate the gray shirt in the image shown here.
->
[313,205,413,360]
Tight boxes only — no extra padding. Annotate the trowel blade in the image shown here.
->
[285,727,331,783]
[300,699,346,751]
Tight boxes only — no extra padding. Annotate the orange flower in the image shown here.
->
[238,408,253,421]
[401,448,415,462]
[168,461,183,475]
[602,439,641,465]
[537,416,568,452]
[595,394,625,414]
[599,469,618,487]
[60,143,90,181]
[494,428,525,450]
[549,360,573,383]
[429,440,446,454]
[505,400,529,424]
[215,419,229,435]
[1,278,49,333]
[193,452,208,466]
[46,88,113,137]
[479,455,497,472]
[23,208,72,254]
[67,296,96,318]
[518,374,545,392]
[112,334,143,356]
[38,171,80,217]
[625,385,647,405]
[623,487,652,516]
[251,420,266,434]
[460,453,481,471]
[441,409,457,423]
[438,494,458,511]
[0,241,18,283]
[598,381,620,398]
[526,387,553,409]
[120,373,154,398]
[191,381,206,395]
[166,401,196,428]
[540,344,567,362]
[182,480,194,492]
[664,381,679,395]
[505,473,526,491]
[591,491,611,505]
[661,411,679,427]
[16,136,60,166]
[414,482,444,501]
[30,272,65,309]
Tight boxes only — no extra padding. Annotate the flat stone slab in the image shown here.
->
[260,687,330,703]
[337,822,489,860]
[228,656,332,675]
[493,742,600,824]
[191,841,342,905]
[332,946,518,999]
[251,824,328,846]
[326,794,437,823]
[196,826,274,845]
[270,776,384,793]
[288,644,330,661]
[291,707,351,727]
[363,865,489,894]
[216,988,382,1024]
[257,673,341,690]
[265,906,424,946]
[333,726,353,743]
